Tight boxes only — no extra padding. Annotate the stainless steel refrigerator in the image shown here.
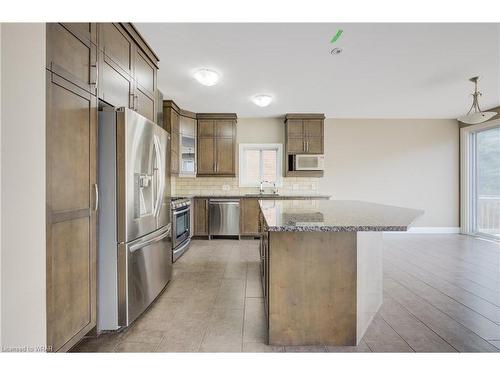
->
[98,107,171,331]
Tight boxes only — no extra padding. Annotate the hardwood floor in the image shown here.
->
[72,234,500,353]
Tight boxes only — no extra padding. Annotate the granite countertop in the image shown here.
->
[172,194,331,200]
[259,199,423,232]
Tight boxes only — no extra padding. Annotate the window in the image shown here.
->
[239,144,283,187]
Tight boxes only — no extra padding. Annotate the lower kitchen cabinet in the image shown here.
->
[46,71,97,352]
[240,198,260,236]
[193,198,209,236]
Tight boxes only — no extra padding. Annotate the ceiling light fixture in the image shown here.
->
[457,76,497,124]
[252,94,272,107]
[193,68,220,86]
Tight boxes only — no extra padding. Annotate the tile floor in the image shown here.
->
[73,234,500,353]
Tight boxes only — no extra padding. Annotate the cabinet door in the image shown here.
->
[198,119,215,137]
[304,119,323,137]
[287,137,305,153]
[306,137,323,154]
[135,85,155,122]
[194,199,208,235]
[99,50,133,109]
[46,23,97,95]
[197,137,215,175]
[216,120,234,138]
[216,137,235,175]
[46,72,97,352]
[287,119,304,137]
[99,23,133,76]
[241,198,260,235]
[134,48,156,97]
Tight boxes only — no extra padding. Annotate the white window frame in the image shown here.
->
[460,118,500,240]
[239,143,283,188]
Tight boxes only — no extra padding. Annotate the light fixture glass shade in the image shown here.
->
[252,94,272,107]
[193,69,219,86]
[457,111,497,125]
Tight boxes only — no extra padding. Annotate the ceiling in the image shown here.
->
[136,23,500,118]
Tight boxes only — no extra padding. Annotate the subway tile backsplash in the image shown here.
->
[172,176,317,197]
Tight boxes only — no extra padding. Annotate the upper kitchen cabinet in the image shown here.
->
[284,113,325,177]
[285,114,325,154]
[46,23,98,95]
[97,23,159,122]
[163,100,181,175]
[196,114,237,177]
[179,110,197,177]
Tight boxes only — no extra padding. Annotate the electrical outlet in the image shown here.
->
[292,184,299,190]
[222,184,230,191]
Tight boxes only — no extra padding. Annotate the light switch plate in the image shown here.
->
[292,184,299,190]
[222,184,230,191]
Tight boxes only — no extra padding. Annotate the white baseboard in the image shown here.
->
[385,227,460,234]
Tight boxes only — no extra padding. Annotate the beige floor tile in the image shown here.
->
[200,308,244,352]
[114,341,159,352]
[214,278,246,309]
[243,298,267,343]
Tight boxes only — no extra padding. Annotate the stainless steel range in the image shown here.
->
[171,197,191,261]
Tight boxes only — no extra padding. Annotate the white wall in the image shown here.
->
[320,119,459,227]
[0,23,46,351]
[0,22,3,349]
[236,117,459,227]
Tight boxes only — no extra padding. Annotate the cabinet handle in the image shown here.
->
[307,141,309,152]
[89,64,97,86]
[134,95,139,111]
[303,140,306,152]
[129,93,135,110]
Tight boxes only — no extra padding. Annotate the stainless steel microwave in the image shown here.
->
[294,154,325,170]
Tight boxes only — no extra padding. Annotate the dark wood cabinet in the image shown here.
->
[285,114,324,155]
[241,198,260,236]
[46,23,97,95]
[45,22,159,352]
[193,198,209,236]
[99,51,134,109]
[45,71,97,353]
[97,23,159,122]
[163,101,181,175]
[197,114,237,177]
[285,114,325,177]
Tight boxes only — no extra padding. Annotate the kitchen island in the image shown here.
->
[258,199,423,346]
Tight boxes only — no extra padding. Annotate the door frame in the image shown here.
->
[460,118,500,240]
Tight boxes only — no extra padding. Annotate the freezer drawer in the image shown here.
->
[209,199,240,236]
[118,224,172,327]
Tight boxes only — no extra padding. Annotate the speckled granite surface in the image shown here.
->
[259,199,423,232]
[172,194,331,200]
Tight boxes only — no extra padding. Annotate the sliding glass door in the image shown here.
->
[475,126,500,238]
[460,120,500,240]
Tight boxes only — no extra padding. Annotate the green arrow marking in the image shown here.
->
[330,29,343,43]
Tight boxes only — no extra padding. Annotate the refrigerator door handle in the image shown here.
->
[129,225,171,253]
[152,135,164,217]
[94,183,99,211]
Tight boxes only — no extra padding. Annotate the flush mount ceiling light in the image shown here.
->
[457,76,497,124]
[193,68,220,86]
[252,94,273,107]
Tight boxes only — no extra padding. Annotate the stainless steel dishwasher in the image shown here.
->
[209,199,240,238]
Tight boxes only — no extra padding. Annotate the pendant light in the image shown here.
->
[457,76,497,124]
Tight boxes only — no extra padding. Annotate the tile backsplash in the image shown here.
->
[172,176,318,196]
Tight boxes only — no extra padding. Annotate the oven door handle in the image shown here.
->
[173,207,190,216]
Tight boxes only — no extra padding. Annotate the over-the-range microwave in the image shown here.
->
[293,154,325,171]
